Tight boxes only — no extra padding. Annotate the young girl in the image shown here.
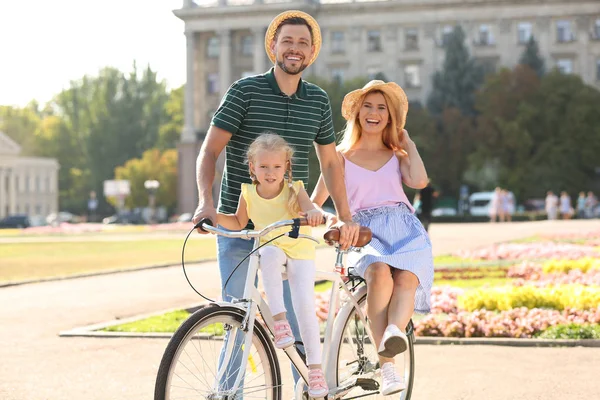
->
[311,80,434,396]
[216,133,328,397]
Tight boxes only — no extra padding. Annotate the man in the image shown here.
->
[191,9,360,389]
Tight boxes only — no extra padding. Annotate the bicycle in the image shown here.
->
[155,217,415,400]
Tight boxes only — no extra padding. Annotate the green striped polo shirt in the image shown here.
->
[211,67,335,216]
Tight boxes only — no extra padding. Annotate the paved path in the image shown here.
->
[1,220,600,399]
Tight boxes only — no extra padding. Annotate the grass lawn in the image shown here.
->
[0,238,217,284]
[104,310,191,333]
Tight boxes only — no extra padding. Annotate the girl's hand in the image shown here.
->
[299,209,325,227]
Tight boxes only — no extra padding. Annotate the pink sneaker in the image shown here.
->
[273,320,294,349]
[308,368,329,398]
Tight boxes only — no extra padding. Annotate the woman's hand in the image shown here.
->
[399,129,415,150]
[300,209,326,227]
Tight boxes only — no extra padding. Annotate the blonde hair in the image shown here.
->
[247,133,299,214]
[337,89,405,154]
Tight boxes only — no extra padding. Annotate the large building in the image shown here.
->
[173,0,600,213]
[0,132,59,219]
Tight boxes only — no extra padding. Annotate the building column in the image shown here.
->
[536,17,552,69]
[182,30,197,143]
[9,169,17,214]
[218,29,232,98]
[252,27,267,73]
[384,25,398,82]
[0,168,6,218]
[577,16,590,84]
[349,27,363,77]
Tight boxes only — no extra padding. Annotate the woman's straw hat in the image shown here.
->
[264,10,322,66]
[341,80,409,129]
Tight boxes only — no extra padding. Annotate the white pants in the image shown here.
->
[259,245,321,365]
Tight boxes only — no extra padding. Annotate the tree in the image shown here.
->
[374,72,388,82]
[114,149,178,212]
[46,63,170,214]
[469,68,600,199]
[157,85,184,149]
[519,36,545,77]
[0,104,42,155]
[427,26,485,116]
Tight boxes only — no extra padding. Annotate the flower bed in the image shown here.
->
[435,266,508,281]
[457,285,600,312]
[454,243,599,261]
[311,235,600,339]
[415,308,600,338]
[508,262,600,287]
[542,257,600,274]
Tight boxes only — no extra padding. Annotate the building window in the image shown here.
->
[35,205,41,215]
[475,24,494,46]
[367,30,382,52]
[207,36,220,58]
[596,59,600,80]
[556,58,573,74]
[556,20,575,43]
[46,176,50,192]
[25,175,30,193]
[207,73,219,94]
[593,19,600,40]
[405,28,419,50]
[517,22,533,44]
[404,64,421,88]
[331,31,345,54]
[331,67,345,84]
[241,35,253,56]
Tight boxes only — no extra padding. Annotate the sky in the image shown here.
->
[0,0,186,107]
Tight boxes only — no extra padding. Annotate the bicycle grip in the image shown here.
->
[195,218,214,233]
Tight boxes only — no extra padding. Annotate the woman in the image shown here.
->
[311,80,433,396]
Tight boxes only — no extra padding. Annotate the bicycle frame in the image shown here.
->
[208,227,372,398]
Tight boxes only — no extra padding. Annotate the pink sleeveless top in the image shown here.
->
[344,154,415,216]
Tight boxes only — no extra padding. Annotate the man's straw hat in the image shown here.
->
[341,80,409,129]
[264,10,322,66]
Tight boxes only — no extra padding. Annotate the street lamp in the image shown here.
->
[144,180,160,224]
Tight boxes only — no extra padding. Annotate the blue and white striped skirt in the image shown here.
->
[347,203,434,314]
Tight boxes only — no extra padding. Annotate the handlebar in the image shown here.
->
[195,217,319,240]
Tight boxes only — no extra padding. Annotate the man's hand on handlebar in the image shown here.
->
[192,204,217,234]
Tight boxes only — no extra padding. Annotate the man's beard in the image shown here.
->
[276,56,308,76]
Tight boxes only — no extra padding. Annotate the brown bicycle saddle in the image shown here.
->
[323,226,372,247]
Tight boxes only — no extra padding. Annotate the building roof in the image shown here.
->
[0,131,22,156]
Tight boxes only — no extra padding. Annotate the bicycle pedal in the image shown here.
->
[355,378,379,391]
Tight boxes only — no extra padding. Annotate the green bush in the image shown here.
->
[537,324,600,339]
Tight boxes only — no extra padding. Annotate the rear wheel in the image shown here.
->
[334,286,415,399]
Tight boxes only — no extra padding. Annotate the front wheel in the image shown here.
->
[332,286,415,399]
[154,304,282,400]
